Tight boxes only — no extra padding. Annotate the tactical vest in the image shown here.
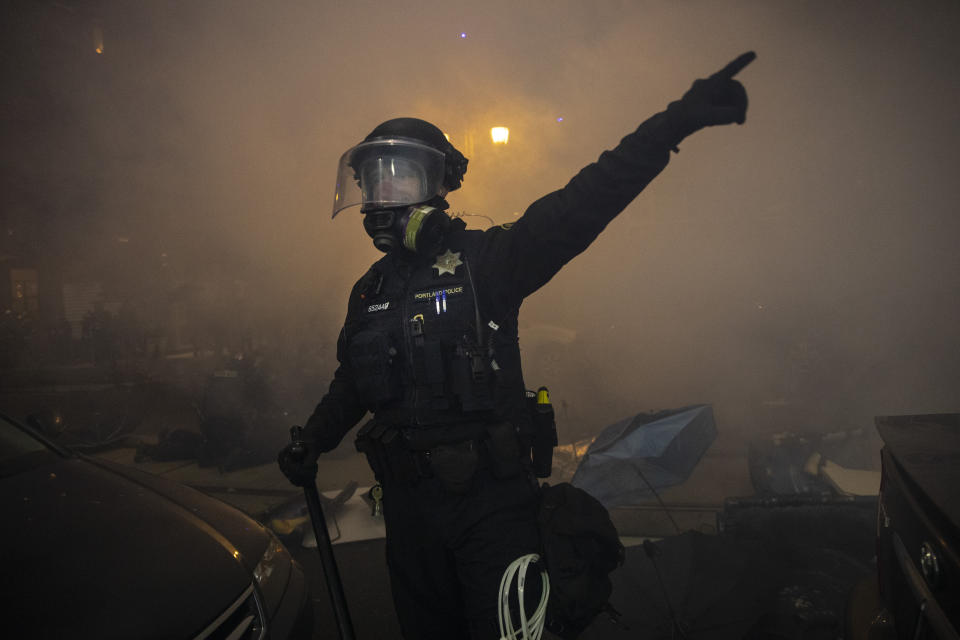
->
[341,229,526,429]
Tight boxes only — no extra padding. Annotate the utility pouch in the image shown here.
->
[429,440,479,494]
[347,330,400,406]
[450,343,494,412]
[484,421,524,479]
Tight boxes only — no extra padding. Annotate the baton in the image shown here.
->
[290,426,356,640]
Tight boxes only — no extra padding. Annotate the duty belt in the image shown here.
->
[355,419,524,492]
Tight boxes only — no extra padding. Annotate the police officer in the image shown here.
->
[279,52,755,639]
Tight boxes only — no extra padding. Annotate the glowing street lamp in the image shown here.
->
[490,127,509,145]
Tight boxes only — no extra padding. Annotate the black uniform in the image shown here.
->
[281,50,754,639]
[305,111,675,639]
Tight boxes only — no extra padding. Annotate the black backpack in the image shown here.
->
[538,482,625,639]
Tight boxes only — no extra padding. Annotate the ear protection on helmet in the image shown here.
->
[441,144,468,192]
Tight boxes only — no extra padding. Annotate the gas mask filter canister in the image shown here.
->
[363,205,449,255]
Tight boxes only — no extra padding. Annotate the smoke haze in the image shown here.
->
[3,0,959,440]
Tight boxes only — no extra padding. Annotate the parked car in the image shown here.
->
[0,410,312,639]
[846,413,959,639]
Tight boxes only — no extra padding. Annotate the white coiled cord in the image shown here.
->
[497,553,550,640]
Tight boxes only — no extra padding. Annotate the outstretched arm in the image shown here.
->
[477,52,756,306]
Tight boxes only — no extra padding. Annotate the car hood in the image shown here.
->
[5,454,270,639]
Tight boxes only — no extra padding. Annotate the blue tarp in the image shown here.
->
[571,404,717,508]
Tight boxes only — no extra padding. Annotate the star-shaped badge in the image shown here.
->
[432,249,463,276]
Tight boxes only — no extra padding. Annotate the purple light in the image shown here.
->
[557,117,564,122]
[460,32,467,38]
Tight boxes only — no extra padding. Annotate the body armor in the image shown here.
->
[341,223,526,429]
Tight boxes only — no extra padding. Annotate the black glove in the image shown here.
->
[277,433,320,488]
[666,51,756,147]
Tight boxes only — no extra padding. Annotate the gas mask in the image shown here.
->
[363,204,451,255]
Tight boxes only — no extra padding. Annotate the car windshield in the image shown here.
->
[0,414,60,477]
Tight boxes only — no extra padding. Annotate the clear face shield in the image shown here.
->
[332,138,446,218]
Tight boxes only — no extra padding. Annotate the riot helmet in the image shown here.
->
[332,117,468,218]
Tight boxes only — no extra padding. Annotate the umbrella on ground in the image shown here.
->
[571,405,717,508]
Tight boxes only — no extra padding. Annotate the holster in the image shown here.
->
[355,420,423,487]
[354,419,389,483]
[526,391,558,478]
[532,414,557,478]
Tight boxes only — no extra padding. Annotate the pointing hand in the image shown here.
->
[667,51,756,144]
